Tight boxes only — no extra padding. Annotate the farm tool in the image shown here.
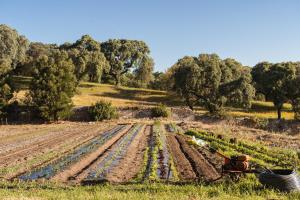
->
[208,147,258,181]
[193,139,258,181]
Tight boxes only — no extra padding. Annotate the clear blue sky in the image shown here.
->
[1,0,300,71]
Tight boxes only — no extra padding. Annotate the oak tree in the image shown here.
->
[173,54,255,114]
[29,50,76,121]
[101,39,151,86]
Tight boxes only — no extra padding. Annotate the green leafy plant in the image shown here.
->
[88,100,118,121]
[185,130,296,168]
[247,116,269,129]
[151,104,170,118]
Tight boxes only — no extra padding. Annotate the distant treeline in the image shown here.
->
[0,24,300,121]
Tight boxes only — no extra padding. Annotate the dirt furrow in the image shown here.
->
[0,124,107,165]
[197,148,223,173]
[104,125,150,183]
[73,125,142,183]
[5,125,114,180]
[52,125,132,182]
[175,135,220,182]
[0,125,77,154]
[166,134,197,181]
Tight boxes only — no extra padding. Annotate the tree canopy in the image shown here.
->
[133,56,154,88]
[2,24,300,122]
[60,35,109,83]
[172,54,255,114]
[0,24,29,105]
[28,50,76,121]
[15,42,57,76]
[101,39,152,86]
[252,62,300,119]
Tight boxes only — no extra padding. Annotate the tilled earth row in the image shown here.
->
[0,122,222,184]
[165,129,221,182]
[0,123,115,179]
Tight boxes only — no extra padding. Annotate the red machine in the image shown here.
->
[206,147,256,181]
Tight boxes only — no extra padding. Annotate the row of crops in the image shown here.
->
[19,125,127,181]
[85,124,143,181]
[139,122,178,182]
[185,129,298,169]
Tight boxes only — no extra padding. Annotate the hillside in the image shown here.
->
[73,82,182,107]
[13,78,294,120]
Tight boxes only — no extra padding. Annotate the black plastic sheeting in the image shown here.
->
[259,169,300,192]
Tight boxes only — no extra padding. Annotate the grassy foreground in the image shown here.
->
[0,178,298,200]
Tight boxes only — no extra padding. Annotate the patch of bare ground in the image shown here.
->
[0,122,86,139]
[175,134,220,182]
[73,125,141,184]
[2,123,115,179]
[52,125,132,183]
[0,124,109,165]
[196,147,223,173]
[227,125,300,149]
[166,134,197,181]
[171,107,195,121]
[104,125,150,183]
[0,126,67,154]
[0,122,105,155]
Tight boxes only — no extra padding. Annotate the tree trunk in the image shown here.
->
[277,107,282,120]
[186,97,194,110]
[206,103,215,114]
[53,111,58,121]
[113,74,121,87]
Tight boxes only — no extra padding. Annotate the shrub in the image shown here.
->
[88,100,118,121]
[254,93,266,101]
[247,116,269,129]
[151,104,170,118]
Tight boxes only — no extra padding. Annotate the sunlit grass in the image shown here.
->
[228,101,294,120]
[228,110,294,120]
[251,101,292,111]
[73,82,181,108]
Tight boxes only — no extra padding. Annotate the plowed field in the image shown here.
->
[0,122,222,184]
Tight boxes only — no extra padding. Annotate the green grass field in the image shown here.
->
[0,180,298,200]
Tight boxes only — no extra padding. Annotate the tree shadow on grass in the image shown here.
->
[96,87,182,106]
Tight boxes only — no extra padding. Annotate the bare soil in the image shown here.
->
[175,134,220,182]
[1,123,115,179]
[2,119,289,184]
[52,125,132,182]
[105,125,150,183]
[0,124,108,165]
[166,134,197,181]
[196,147,223,173]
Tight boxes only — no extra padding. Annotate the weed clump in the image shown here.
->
[247,116,269,129]
[151,104,170,118]
[88,100,118,121]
